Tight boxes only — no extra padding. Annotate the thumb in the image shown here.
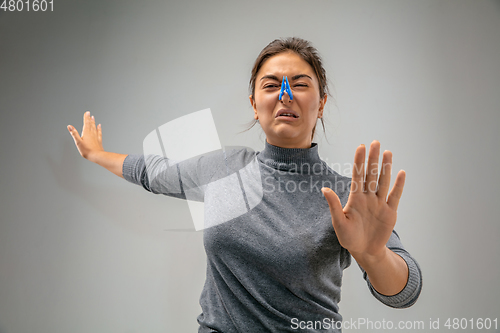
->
[321,187,344,226]
[67,125,81,144]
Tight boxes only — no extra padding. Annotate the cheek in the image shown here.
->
[255,93,277,112]
[300,94,320,113]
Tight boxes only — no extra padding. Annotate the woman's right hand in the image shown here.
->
[67,111,104,162]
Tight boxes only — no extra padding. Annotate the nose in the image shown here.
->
[280,90,292,104]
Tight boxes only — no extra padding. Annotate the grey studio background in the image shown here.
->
[1,0,499,332]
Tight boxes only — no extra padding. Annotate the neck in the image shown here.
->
[257,139,323,173]
[265,137,312,149]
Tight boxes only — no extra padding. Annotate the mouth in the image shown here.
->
[275,109,299,119]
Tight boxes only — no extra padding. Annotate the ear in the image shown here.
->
[318,94,327,118]
[249,95,258,120]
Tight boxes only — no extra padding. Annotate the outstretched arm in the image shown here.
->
[67,111,128,178]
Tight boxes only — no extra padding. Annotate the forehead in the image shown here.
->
[257,52,316,79]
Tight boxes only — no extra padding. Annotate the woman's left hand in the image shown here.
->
[321,140,406,263]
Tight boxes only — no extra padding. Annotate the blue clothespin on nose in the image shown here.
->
[279,76,293,101]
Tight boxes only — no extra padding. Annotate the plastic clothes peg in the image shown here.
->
[279,76,293,101]
[279,77,286,101]
[285,76,293,101]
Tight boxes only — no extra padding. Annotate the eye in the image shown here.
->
[294,83,308,87]
[264,84,279,89]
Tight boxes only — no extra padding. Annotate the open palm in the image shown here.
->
[322,141,406,260]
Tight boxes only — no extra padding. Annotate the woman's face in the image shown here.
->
[249,52,327,149]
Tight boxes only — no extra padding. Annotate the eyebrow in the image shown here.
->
[260,74,313,81]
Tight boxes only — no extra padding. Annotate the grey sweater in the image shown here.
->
[122,141,422,332]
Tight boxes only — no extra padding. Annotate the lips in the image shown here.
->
[275,109,299,118]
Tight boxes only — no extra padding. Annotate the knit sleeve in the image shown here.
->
[121,153,199,200]
[359,230,423,308]
[122,147,255,202]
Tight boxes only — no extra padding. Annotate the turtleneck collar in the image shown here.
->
[257,140,324,173]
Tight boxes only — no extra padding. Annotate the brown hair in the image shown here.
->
[245,37,331,140]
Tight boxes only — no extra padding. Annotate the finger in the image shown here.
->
[351,144,366,194]
[97,124,102,142]
[364,140,380,193]
[89,114,96,133]
[82,111,90,137]
[376,150,392,199]
[387,170,406,210]
[321,187,345,227]
[67,125,81,144]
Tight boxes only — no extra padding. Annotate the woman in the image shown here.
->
[67,37,422,332]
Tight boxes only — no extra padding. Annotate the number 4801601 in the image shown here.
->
[0,0,54,11]
[444,318,498,330]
